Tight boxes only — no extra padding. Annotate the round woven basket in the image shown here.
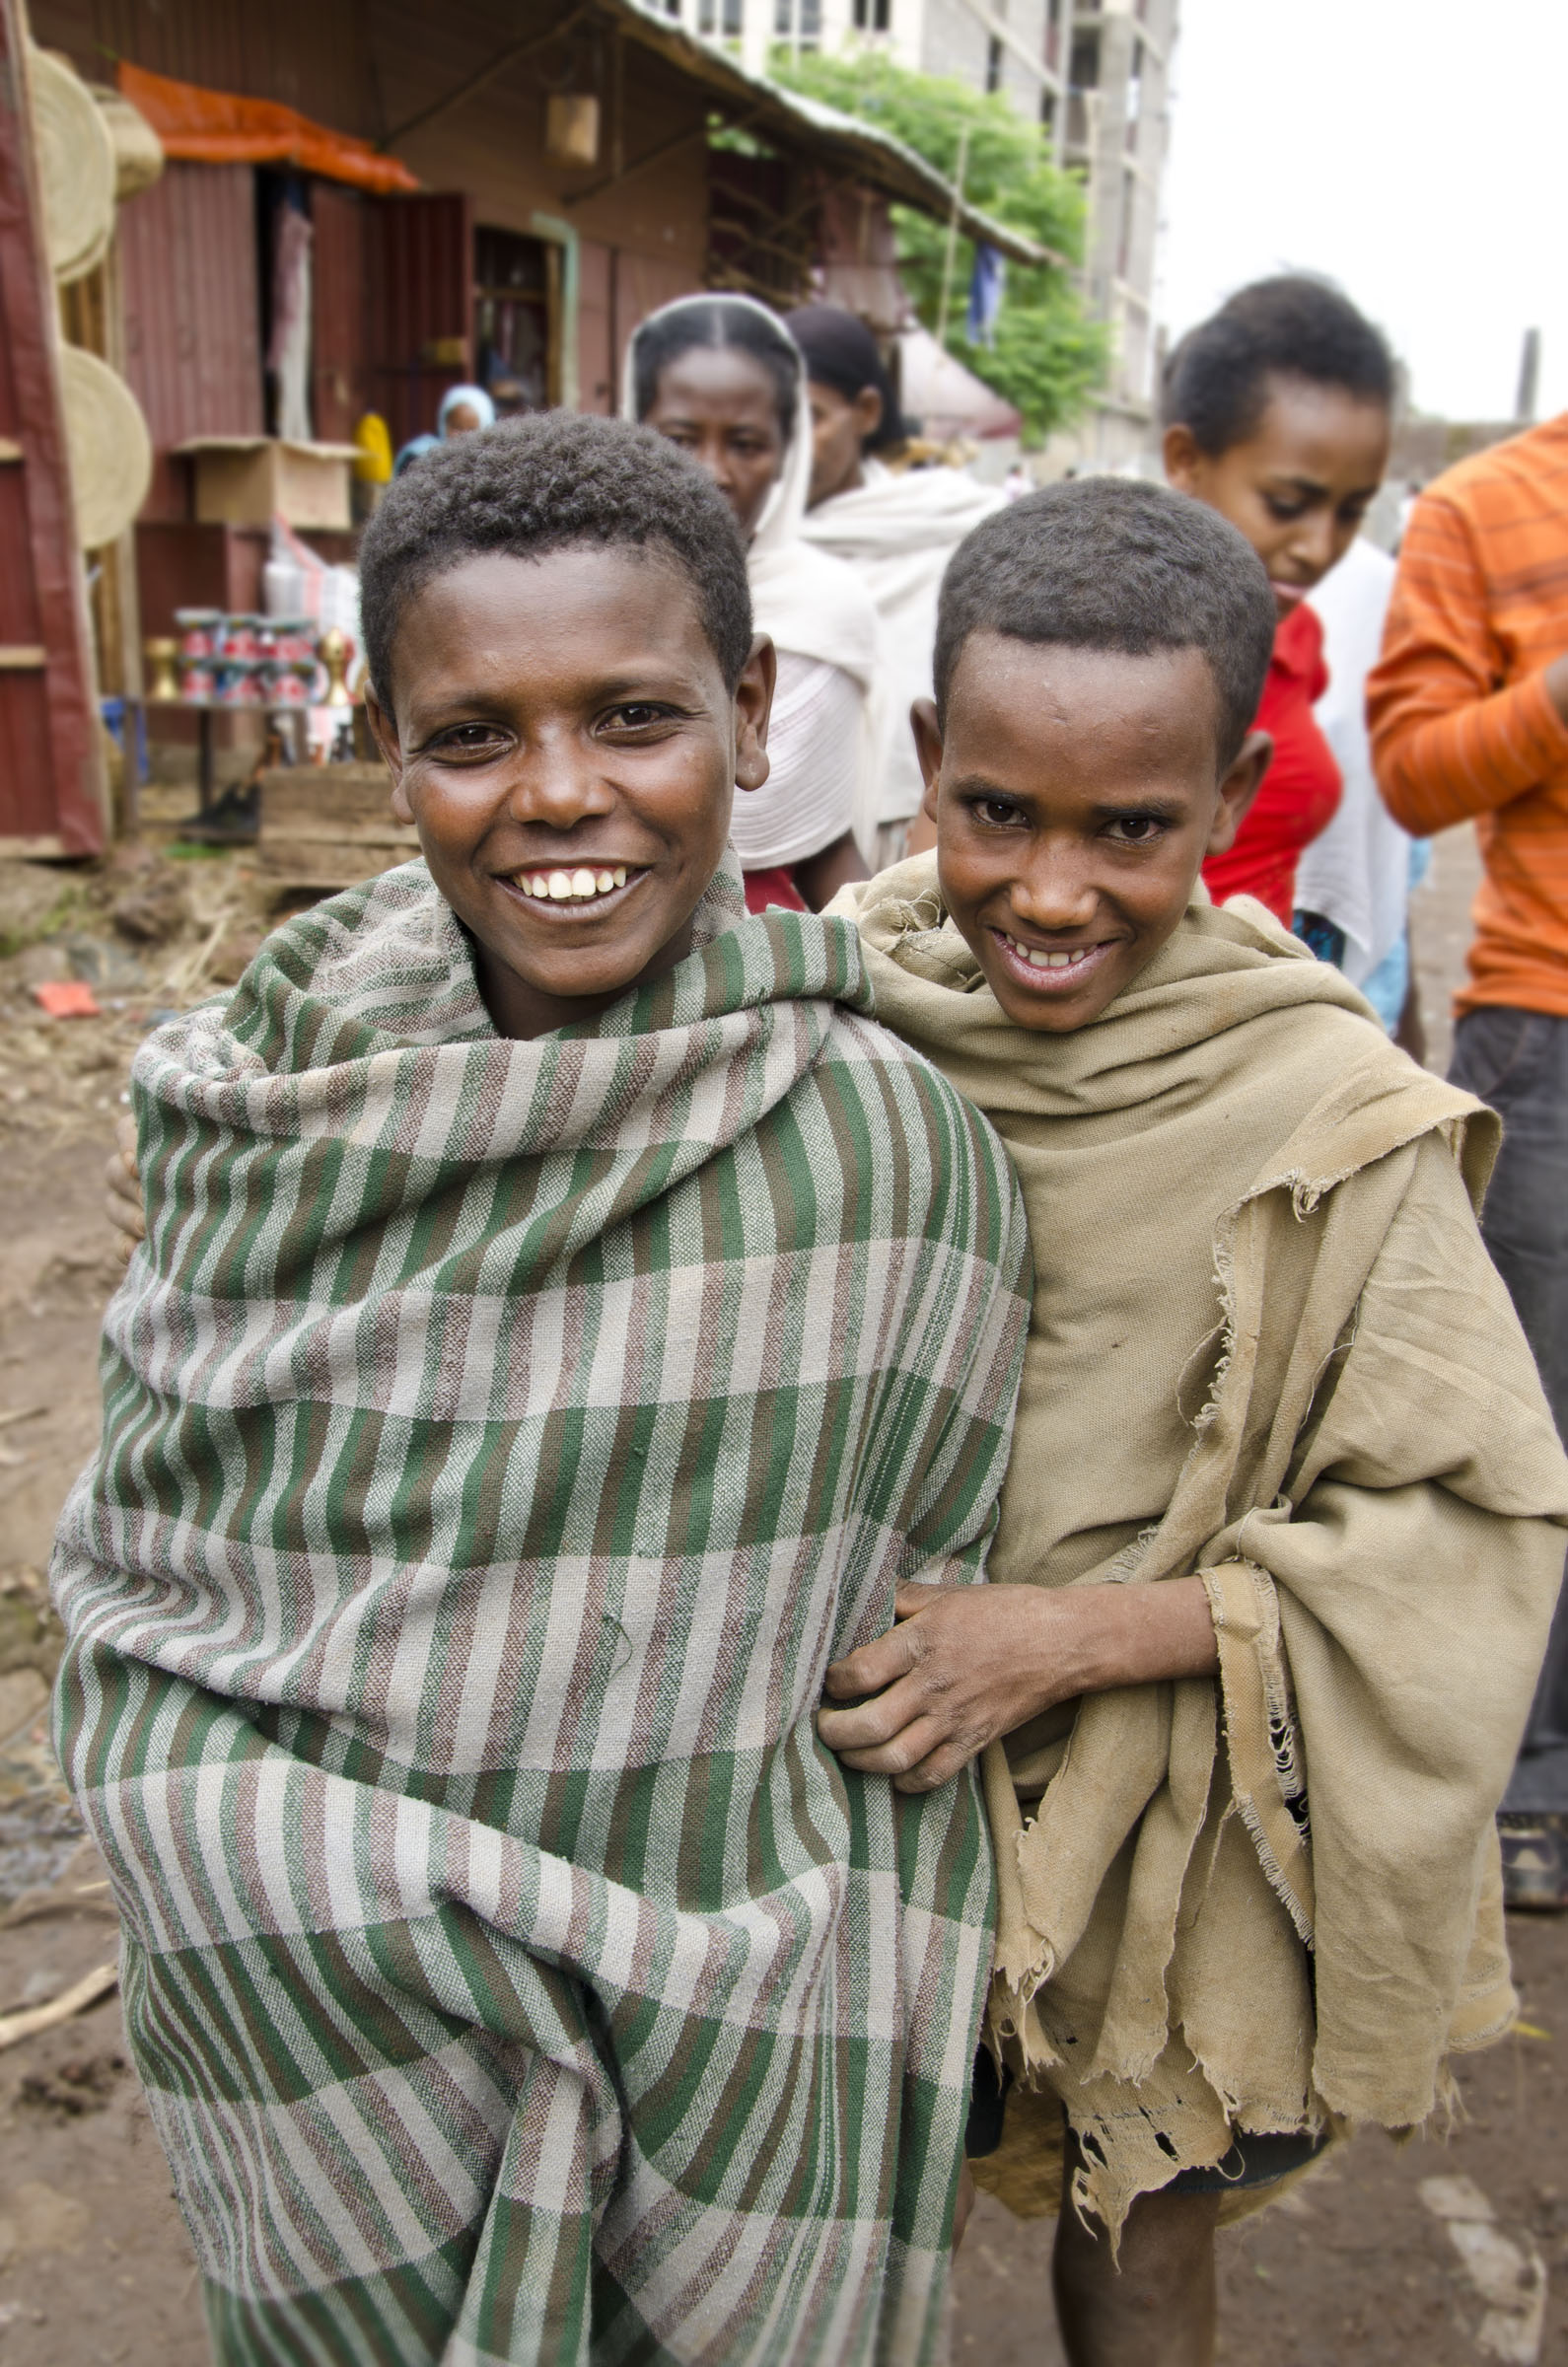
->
[59,344,152,549]
[30,46,116,285]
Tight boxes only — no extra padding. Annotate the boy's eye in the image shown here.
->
[968,794,1027,829]
[1104,814,1169,845]
[602,702,678,735]
[429,723,510,760]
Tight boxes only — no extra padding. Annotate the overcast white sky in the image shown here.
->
[1158,0,1568,424]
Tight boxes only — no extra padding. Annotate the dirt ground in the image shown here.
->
[1,817,1560,2366]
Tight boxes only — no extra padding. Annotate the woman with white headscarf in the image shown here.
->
[627,296,880,911]
[785,304,1003,871]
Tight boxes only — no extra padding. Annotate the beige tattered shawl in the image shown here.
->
[834,853,1568,2231]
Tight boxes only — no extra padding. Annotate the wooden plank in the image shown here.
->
[0,438,20,461]
[260,842,418,890]
[0,1,107,853]
[0,646,45,667]
[0,833,67,858]
[259,763,415,890]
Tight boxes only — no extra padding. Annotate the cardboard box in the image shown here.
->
[175,437,361,531]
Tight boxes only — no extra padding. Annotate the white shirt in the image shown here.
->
[1297,537,1412,983]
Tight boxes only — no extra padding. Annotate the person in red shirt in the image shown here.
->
[1161,277,1394,928]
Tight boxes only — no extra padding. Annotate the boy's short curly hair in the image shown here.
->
[358,412,753,709]
[1162,274,1394,459]
[933,476,1277,769]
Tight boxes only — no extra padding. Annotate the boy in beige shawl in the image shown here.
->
[821,479,1568,2364]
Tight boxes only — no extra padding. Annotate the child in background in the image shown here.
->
[58,413,1029,2365]
[1162,275,1394,928]
[823,478,1568,2364]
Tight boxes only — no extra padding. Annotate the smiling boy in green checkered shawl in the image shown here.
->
[51,415,1029,2366]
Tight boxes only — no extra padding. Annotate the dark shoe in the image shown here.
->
[1499,1814,1568,1910]
[176,782,260,846]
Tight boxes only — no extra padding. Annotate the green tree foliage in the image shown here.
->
[770,50,1107,441]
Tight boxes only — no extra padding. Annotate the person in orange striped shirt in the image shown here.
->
[1369,412,1568,1907]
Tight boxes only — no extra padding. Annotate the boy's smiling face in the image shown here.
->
[367,545,772,1040]
[918,634,1270,1034]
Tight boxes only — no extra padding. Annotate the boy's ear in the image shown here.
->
[902,699,943,858]
[735,633,776,794]
[1205,729,1272,859]
[911,698,943,814]
[364,687,411,824]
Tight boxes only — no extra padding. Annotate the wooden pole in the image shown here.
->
[935,122,970,352]
[0,0,108,854]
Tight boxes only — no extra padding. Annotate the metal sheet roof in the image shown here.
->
[607,0,1064,270]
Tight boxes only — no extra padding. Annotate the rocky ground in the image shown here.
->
[0,818,1560,2365]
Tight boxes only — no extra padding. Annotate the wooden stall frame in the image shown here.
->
[0,0,108,857]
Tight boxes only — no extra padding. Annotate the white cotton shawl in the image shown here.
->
[801,458,1004,825]
[1296,537,1413,984]
[624,295,883,861]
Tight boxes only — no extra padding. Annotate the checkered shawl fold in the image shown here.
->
[51,852,1030,2367]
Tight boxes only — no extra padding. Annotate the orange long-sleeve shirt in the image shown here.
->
[1368,411,1568,1016]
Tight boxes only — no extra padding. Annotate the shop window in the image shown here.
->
[1116,166,1135,281]
[1126,36,1143,150]
[1043,0,1061,70]
[473,226,553,414]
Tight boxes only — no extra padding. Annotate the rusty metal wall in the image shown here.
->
[116,161,263,523]
[310,181,369,444]
[368,191,474,450]
[31,0,368,139]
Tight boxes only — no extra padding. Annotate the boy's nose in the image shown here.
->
[1011,860,1099,929]
[505,737,614,829]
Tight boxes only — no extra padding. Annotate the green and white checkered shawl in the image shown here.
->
[52,851,1029,2367]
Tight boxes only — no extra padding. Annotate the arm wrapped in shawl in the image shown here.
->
[50,853,1032,2365]
[835,852,1568,2234]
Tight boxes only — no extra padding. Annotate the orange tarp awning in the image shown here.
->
[116,62,420,196]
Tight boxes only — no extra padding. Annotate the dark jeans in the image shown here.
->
[1450,1007,1568,1813]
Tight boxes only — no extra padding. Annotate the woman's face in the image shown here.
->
[643,346,787,539]
[805,379,883,508]
[1164,373,1390,620]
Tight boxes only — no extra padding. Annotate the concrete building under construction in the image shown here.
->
[673,0,1177,464]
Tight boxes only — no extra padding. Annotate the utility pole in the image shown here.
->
[1516,327,1540,425]
[936,122,970,351]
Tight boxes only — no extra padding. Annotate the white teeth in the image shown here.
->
[1008,935,1079,970]
[518,865,635,902]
